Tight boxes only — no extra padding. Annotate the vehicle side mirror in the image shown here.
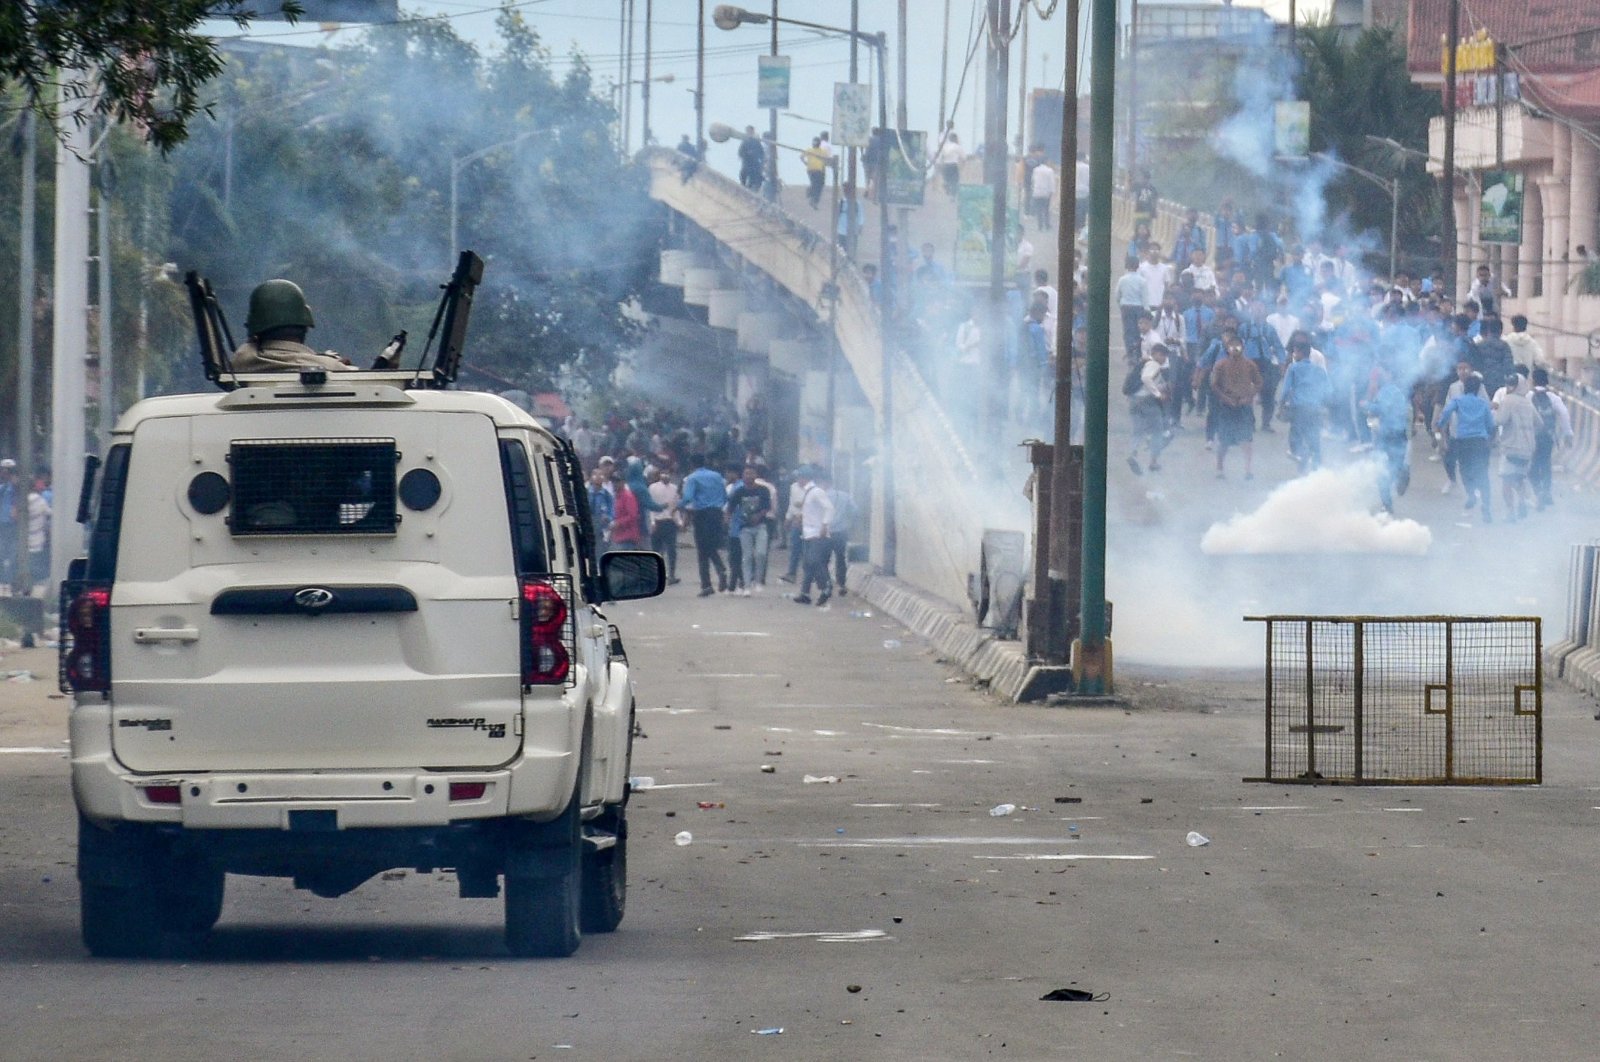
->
[600,551,666,602]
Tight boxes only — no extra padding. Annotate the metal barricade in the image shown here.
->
[1246,616,1542,786]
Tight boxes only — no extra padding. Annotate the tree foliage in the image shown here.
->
[166,10,656,395]
[0,2,298,152]
[1297,22,1442,275]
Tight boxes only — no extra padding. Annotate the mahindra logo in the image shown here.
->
[293,587,336,611]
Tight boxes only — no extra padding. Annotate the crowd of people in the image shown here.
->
[567,399,857,605]
[1112,201,1572,523]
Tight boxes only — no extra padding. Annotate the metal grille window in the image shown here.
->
[229,438,399,536]
[1248,616,1542,786]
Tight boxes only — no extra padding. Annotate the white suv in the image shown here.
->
[62,259,662,957]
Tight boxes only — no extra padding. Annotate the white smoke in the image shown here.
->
[1199,461,1432,556]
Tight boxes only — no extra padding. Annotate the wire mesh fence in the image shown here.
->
[1247,616,1542,786]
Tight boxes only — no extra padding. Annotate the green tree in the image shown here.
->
[165,9,654,395]
[1,2,298,151]
[1298,22,1442,276]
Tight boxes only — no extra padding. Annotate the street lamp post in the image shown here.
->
[450,128,544,265]
[611,73,676,154]
[1313,152,1399,281]
[714,4,897,574]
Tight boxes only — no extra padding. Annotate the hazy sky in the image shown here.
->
[219,0,1318,181]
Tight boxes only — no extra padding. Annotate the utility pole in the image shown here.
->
[51,80,92,590]
[1125,0,1139,182]
[938,0,953,137]
[847,0,860,255]
[623,0,635,152]
[14,109,36,593]
[696,0,706,154]
[95,155,114,453]
[1076,0,1117,694]
[1441,0,1459,297]
[642,0,654,147]
[767,0,779,201]
[1044,0,1083,666]
[1017,3,1029,161]
[982,0,1012,444]
[618,0,628,152]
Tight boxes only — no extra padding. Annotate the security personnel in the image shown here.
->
[230,280,357,373]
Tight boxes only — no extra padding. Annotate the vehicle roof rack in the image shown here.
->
[185,252,485,393]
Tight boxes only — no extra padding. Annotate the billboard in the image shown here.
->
[832,83,871,148]
[955,185,1020,283]
[881,129,926,208]
[757,56,791,109]
[1479,170,1524,245]
[1273,101,1310,161]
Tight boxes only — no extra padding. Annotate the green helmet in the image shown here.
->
[244,279,315,335]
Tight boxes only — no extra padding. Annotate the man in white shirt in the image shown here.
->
[794,469,836,606]
[1015,228,1034,275]
[647,470,681,584]
[1504,314,1546,370]
[1030,159,1058,231]
[934,132,964,198]
[1179,248,1217,295]
[1136,242,1171,312]
[1265,296,1299,347]
[1128,343,1172,474]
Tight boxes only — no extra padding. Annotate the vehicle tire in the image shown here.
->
[161,860,225,935]
[580,806,626,933]
[78,818,163,958]
[504,779,583,958]
[81,883,163,958]
[79,817,224,955]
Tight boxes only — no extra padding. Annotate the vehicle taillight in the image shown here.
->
[449,781,487,801]
[142,785,181,805]
[65,587,112,693]
[520,579,571,685]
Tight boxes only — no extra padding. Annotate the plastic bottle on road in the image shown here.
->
[1186,830,1210,847]
[674,831,693,846]
[989,803,1017,817]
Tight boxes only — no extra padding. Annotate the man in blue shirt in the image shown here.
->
[1277,334,1329,473]
[1364,365,1413,512]
[680,453,730,596]
[1434,375,1495,523]
[0,459,16,586]
[1239,300,1287,431]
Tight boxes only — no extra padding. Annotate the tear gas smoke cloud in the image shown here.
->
[1200,462,1432,556]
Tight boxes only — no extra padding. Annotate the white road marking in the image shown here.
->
[937,759,997,765]
[637,707,703,714]
[800,836,1091,847]
[973,854,1154,861]
[701,673,781,678]
[1384,807,1424,812]
[631,782,719,791]
[852,803,942,808]
[702,631,772,637]
[862,723,990,736]
[0,747,66,755]
[734,930,891,943]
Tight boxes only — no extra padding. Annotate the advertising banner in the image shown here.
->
[832,82,871,148]
[757,56,790,109]
[882,129,926,208]
[1479,170,1524,245]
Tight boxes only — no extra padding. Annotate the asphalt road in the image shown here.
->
[4,568,1600,1061]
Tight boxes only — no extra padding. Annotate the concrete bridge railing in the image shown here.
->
[643,148,997,607]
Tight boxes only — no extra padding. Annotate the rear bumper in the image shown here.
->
[71,693,585,829]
